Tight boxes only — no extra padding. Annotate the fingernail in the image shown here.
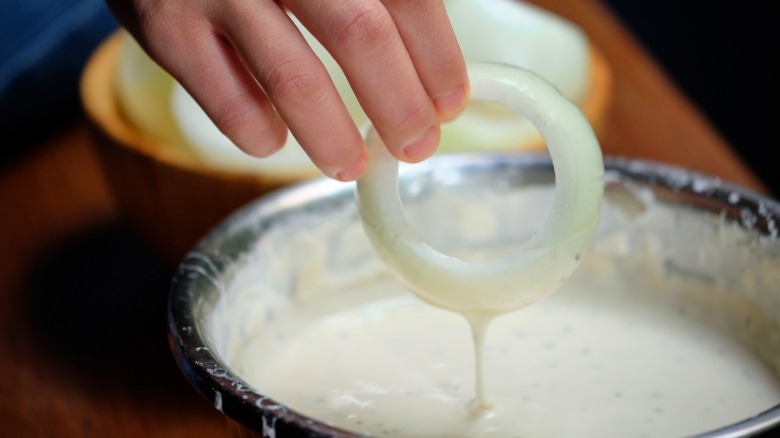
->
[402,125,439,162]
[433,84,469,122]
[334,148,367,182]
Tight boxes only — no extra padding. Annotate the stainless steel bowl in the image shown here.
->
[169,154,780,437]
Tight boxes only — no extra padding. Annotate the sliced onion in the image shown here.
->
[356,62,604,314]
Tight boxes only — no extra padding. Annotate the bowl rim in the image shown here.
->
[168,154,780,438]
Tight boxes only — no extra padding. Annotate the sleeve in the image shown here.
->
[0,0,118,150]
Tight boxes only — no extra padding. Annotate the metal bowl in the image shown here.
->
[169,154,780,437]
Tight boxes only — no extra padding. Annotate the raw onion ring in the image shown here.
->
[356,62,604,313]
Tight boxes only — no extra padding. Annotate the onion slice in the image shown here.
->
[356,62,604,314]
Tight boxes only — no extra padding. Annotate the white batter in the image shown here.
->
[227,256,780,437]
[211,182,780,437]
[354,64,605,409]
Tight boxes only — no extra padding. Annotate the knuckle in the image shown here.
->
[333,2,394,47]
[136,2,179,39]
[381,0,424,12]
[396,98,432,132]
[264,58,323,105]
[135,1,165,28]
[135,3,200,55]
[209,94,286,156]
[209,94,260,137]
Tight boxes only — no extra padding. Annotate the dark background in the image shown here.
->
[603,0,778,194]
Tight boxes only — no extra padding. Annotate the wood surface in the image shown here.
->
[0,0,770,436]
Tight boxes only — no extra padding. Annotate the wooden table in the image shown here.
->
[0,0,769,436]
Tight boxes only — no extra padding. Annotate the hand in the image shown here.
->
[105,0,469,181]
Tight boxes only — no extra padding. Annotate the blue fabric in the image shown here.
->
[0,0,117,144]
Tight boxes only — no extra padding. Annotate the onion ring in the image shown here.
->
[356,62,604,314]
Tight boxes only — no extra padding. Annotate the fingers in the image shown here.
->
[213,0,367,180]
[285,0,447,163]
[112,0,468,181]
[380,0,469,122]
[130,1,289,159]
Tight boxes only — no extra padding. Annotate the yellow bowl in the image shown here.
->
[80,31,613,266]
